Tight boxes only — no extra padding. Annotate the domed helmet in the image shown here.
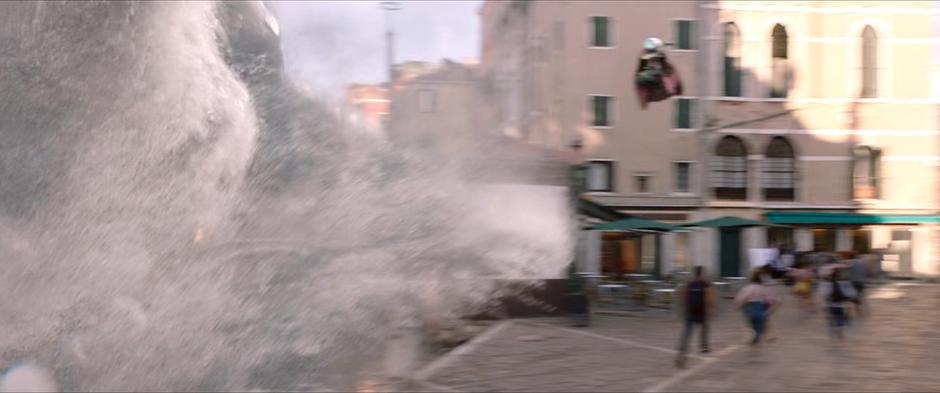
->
[643,37,664,51]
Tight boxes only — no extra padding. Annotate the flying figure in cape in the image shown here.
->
[635,37,683,109]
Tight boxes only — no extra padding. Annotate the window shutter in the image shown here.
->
[675,98,692,129]
[676,20,695,50]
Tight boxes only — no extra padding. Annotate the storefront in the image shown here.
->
[766,211,940,277]
[684,216,781,278]
[590,217,681,278]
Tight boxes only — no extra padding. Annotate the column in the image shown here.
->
[871,226,891,250]
[748,155,762,203]
[691,229,705,268]
[745,226,767,250]
[660,232,675,275]
[836,229,853,252]
[911,227,939,277]
[795,228,813,252]
[692,228,717,277]
[798,159,810,202]
[585,230,601,274]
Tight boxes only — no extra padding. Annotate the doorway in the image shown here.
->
[720,228,742,277]
[620,238,640,274]
[889,229,913,276]
[601,232,640,277]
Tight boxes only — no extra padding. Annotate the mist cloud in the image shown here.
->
[268,1,482,96]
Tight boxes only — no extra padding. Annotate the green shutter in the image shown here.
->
[593,17,609,47]
[592,96,610,126]
[724,57,741,97]
[677,20,690,50]
[676,162,690,192]
[676,98,691,129]
[677,20,695,50]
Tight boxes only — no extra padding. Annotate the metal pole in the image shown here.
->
[696,0,712,209]
[386,29,394,82]
[694,0,714,276]
[568,137,590,327]
[380,2,402,83]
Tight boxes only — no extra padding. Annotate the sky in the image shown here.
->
[268,1,482,97]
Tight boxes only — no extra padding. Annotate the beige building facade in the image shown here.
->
[388,59,481,154]
[480,0,940,278]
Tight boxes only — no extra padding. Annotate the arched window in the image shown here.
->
[763,137,796,201]
[770,24,789,98]
[861,26,877,98]
[723,22,742,97]
[853,146,881,199]
[712,136,747,200]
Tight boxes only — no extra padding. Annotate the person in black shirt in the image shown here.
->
[675,266,716,368]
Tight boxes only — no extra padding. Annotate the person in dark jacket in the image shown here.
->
[675,266,716,368]
[635,37,683,109]
[820,267,857,338]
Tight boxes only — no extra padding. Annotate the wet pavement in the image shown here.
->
[415,282,940,392]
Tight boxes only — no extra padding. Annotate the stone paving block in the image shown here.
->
[421,283,940,392]
[427,323,701,392]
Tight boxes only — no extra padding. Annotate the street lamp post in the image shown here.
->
[567,137,590,327]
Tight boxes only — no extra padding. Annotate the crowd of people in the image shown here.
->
[674,250,875,368]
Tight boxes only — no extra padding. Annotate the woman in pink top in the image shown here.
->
[735,270,779,345]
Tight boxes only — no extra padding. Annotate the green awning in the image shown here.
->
[767,211,940,225]
[589,217,682,232]
[577,197,626,222]
[684,216,778,228]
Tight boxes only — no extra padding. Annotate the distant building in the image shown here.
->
[387,57,574,187]
[392,60,439,85]
[481,0,940,278]
[479,1,531,142]
[388,59,481,152]
[345,83,389,130]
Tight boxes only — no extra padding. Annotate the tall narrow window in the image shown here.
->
[853,146,881,199]
[763,136,796,201]
[675,20,696,50]
[635,174,651,193]
[590,95,612,127]
[770,24,789,98]
[590,16,611,47]
[586,160,614,192]
[861,25,878,98]
[675,98,693,129]
[723,22,742,97]
[712,136,747,200]
[674,162,691,192]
